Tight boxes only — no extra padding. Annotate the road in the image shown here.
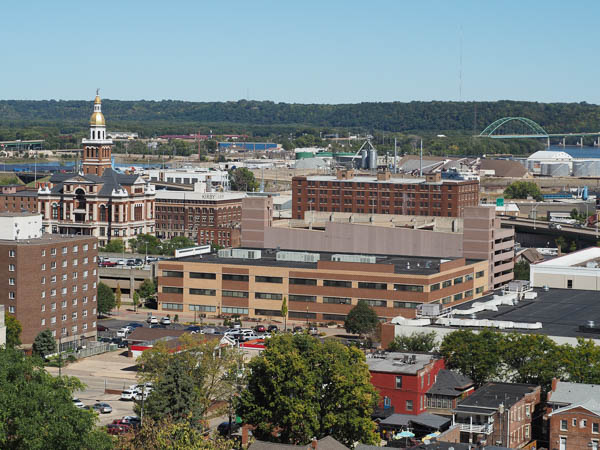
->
[501,216,600,239]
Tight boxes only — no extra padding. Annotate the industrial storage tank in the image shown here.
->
[541,162,570,177]
[368,148,377,170]
[361,149,368,169]
[573,160,600,177]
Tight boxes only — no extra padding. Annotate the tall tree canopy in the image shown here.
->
[229,168,259,192]
[4,313,22,348]
[237,334,378,446]
[32,330,56,358]
[387,331,437,352]
[344,300,379,337]
[0,347,112,450]
[97,282,116,315]
[504,181,543,201]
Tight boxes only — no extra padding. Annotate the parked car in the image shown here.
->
[145,256,159,263]
[120,389,136,401]
[146,316,158,324]
[237,330,258,342]
[99,261,117,267]
[217,421,241,436]
[116,327,132,338]
[106,423,131,435]
[72,398,84,408]
[96,324,109,332]
[93,402,113,414]
[149,324,166,329]
[254,325,266,333]
[160,316,171,325]
[293,326,304,333]
[308,326,318,335]
[186,326,203,334]
[267,324,278,333]
[127,322,143,329]
[116,259,126,265]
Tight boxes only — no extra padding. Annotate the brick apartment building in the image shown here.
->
[547,379,600,450]
[155,190,245,247]
[367,352,445,415]
[453,382,541,448]
[292,170,479,220]
[0,212,99,348]
[157,248,488,321]
[425,369,475,417]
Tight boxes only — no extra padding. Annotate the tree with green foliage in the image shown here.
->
[569,240,577,252]
[344,300,379,337]
[32,329,57,358]
[128,233,162,255]
[504,181,543,201]
[560,338,600,384]
[387,331,437,352]
[237,333,378,446]
[138,279,156,304]
[281,296,288,331]
[555,236,567,253]
[229,167,259,192]
[4,313,22,348]
[513,260,530,280]
[97,282,116,315]
[132,291,140,312]
[116,284,122,312]
[440,329,505,387]
[0,347,113,450]
[101,238,125,253]
[162,236,195,256]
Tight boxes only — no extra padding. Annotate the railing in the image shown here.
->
[458,423,493,434]
[76,342,117,359]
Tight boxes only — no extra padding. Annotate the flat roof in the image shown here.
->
[367,352,437,374]
[446,288,600,339]
[155,190,246,201]
[0,233,94,245]
[0,191,38,197]
[535,247,600,268]
[170,249,480,276]
[0,211,39,217]
[301,175,470,185]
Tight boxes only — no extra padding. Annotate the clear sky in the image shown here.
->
[2,0,599,104]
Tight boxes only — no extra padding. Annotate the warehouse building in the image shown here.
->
[531,247,600,290]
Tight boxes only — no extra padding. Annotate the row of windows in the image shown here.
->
[40,283,95,298]
[40,296,93,312]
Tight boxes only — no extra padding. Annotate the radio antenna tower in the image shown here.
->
[459,26,463,101]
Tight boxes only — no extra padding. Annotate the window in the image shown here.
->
[62,260,67,268]
[406,400,413,411]
[453,293,463,301]
[189,304,216,312]
[72,298,78,306]
[289,294,317,302]
[189,272,216,279]
[362,299,387,307]
[61,314,67,321]
[454,276,463,285]
[83,323,88,331]
[189,288,216,296]
[582,419,588,428]
[222,307,249,315]
[323,297,351,305]
[525,425,530,438]
[289,278,317,286]
[573,419,577,427]
[323,280,352,288]
[567,279,573,289]
[162,287,183,294]
[42,249,46,257]
[83,297,88,304]
[394,284,424,292]
[222,290,249,298]
[9,278,14,285]
[430,283,440,291]
[593,423,599,433]
[51,316,56,324]
[8,250,15,257]
[41,304,45,312]
[72,312,77,320]
[41,318,46,326]
[51,248,56,256]
[358,282,387,290]
[8,292,15,299]
[222,274,249,282]
[83,244,88,251]
[465,290,473,298]
[51,261,56,269]
[71,286,76,293]
[162,271,183,278]
[41,263,46,271]
[51,275,57,283]
[394,301,421,309]
[62,274,67,281]
[73,245,78,253]
[83,257,88,264]
[395,376,402,389]
[255,276,283,284]
[476,270,485,278]
[255,292,282,300]
[8,264,15,272]
[51,289,56,297]
[476,286,484,294]
[162,303,183,311]
[62,246,67,254]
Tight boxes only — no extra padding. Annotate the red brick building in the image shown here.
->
[155,190,244,247]
[367,352,446,415]
[0,212,99,348]
[292,170,479,220]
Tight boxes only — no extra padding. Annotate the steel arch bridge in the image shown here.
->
[479,117,549,138]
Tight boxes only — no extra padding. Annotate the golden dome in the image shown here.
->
[90,111,105,126]
[94,94,102,104]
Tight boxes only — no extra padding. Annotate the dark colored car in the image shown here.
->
[267,325,278,333]
[106,423,131,435]
[186,326,203,333]
[293,326,304,333]
[217,421,241,436]
[127,322,143,329]
[97,324,109,332]
[149,324,166,329]
[254,325,266,333]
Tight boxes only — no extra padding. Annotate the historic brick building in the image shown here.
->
[292,170,479,220]
[156,248,488,320]
[0,93,156,247]
[0,212,98,348]
[155,190,244,247]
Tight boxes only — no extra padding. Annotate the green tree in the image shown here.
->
[32,329,57,358]
[440,329,505,387]
[238,334,378,446]
[229,168,259,192]
[387,331,437,352]
[344,300,379,337]
[138,279,156,304]
[513,261,530,280]
[569,240,577,252]
[132,291,140,313]
[0,347,113,450]
[281,296,288,331]
[560,338,600,384]
[101,238,125,253]
[4,313,22,348]
[116,284,122,312]
[97,282,116,315]
[162,236,195,256]
[128,233,162,255]
[555,236,567,253]
[504,181,543,201]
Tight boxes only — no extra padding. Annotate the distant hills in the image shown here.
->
[1,99,599,134]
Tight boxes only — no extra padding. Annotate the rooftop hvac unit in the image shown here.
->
[276,251,320,263]
[231,249,261,259]
[332,254,377,264]
[218,249,232,258]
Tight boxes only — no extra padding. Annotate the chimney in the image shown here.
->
[336,169,354,180]
[311,437,318,449]
[376,171,391,181]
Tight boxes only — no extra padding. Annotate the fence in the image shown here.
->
[76,342,117,359]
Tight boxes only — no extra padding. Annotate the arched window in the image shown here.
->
[51,203,59,220]
[75,188,86,209]
[99,205,106,221]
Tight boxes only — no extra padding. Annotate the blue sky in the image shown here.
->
[2,0,599,103]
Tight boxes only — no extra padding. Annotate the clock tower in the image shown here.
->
[81,90,113,176]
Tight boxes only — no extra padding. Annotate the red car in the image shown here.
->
[106,423,131,435]
[254,325,266,333]
[97,324,108,332]
[99,261,117,267]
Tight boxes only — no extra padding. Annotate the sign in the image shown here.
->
[496,197,504,207]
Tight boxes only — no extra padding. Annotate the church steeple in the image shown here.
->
[81,90,113,176]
